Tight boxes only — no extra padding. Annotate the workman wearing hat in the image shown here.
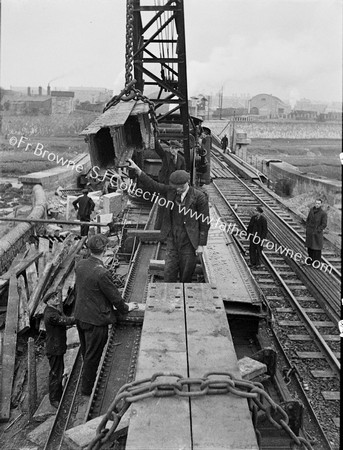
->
[246,206,268,269]
[74,234,138,396]
[128,158,210,282]
[43,291,75,408]
[155,139,186,185]
[154,140,186,229]
[72,189,95,236]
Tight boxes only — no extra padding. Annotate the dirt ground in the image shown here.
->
[0,135,88,176]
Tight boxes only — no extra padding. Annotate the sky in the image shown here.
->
[1,0,342,104]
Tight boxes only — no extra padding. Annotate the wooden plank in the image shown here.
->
[126,229,162,241]
[17,275,30,334]
[0,273,21,421]
[288,334,339,342]
[311,370,336,378]
[33,237,86,318]
[27,260,53,318]
[297,352,325,359]
[126,283,191,450]
[184,283,258,450]
[0,250,43,286]
[322,391,340,401]
[148,259,165,276]
[38,237,51,274]
[278,320,334,327]
[26,262,38,298]
[332,418,340,428]
[288,335,311,341]
[28,235,79,317]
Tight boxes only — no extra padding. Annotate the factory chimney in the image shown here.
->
[38,86,42,96]
[47,85,51,96]
[27,87,31,96]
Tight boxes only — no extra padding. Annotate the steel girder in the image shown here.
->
[132,0,191,170]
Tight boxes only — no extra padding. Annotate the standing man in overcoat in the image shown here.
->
[74,234,138,396]
[128,158,210,282]
[305,199,327,266]
[72,189,95,236]
[221,134,229,153]
[246,206,268,269]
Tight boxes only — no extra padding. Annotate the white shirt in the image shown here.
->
[180,185,189,203]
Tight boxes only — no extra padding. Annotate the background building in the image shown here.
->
[248,94,291,118]
[51,91,75,114]
[69,87,113,104]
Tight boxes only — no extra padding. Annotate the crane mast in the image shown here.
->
[130,0,191,170]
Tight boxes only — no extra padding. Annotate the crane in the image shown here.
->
[82,0,210,187]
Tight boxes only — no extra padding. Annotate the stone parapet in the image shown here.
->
[0,184,46,274]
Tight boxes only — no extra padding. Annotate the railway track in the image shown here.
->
[44,153,340,449]
[43,201,157,450]
[209,151,340,448]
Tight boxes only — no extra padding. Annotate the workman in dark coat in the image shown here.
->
[43,291,75,408]
[155,140,186,184]
[305,199,327,266]
[221,134,228,153]
[154,140,186,229]
[72,189,95,236]
[246,206,268,269]
[128,158,210,282]
[74,234,138,396]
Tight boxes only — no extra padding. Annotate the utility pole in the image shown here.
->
[219,87,223,120]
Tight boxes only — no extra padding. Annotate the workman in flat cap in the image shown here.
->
[72,188,95,236]
[246,206,268,269]
[154,139,186,229]
[43,290,75,408]
[128,159,210,282]
[74,234,138,396]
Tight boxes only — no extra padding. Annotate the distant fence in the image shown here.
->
[204,120,342,139]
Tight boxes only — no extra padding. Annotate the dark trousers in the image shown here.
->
[154,204,164,230]
[80,216,91,236]
[249,242,263,266]
[164,238,197,283]
[76,320,108,395]
[307,248,322,265]
[47,354,64,403]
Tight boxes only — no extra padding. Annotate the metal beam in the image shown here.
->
[132,0,192,175]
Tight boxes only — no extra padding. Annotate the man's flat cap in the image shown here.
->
[88,234,108,252]
[43,291,59,304]
[169,140,182,148]
[169,170,190,185]
[82,188,89,193]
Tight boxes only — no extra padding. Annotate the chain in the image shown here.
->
[125,0,134,87]
[132,87,159,134]
[86,372,314,450]
[104,0,159,138]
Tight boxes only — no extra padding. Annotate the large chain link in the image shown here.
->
[86,372,314,450]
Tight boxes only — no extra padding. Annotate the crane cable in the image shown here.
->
[104,0,159,135]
